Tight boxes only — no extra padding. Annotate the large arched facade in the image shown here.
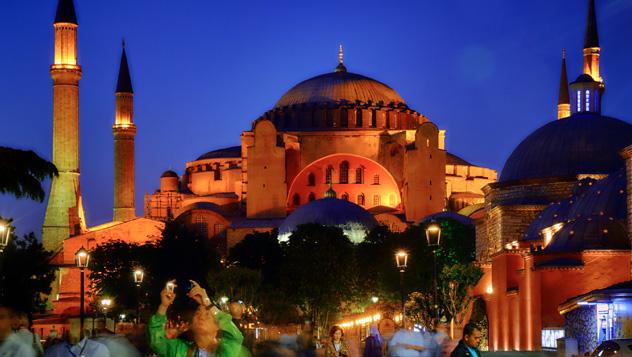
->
[287,153,401,211]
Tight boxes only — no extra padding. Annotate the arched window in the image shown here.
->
[355,167,363,184]
[293,193,300,206]
[373,194,381,206]
[326,110,334,127]
[340,108,348,128]
[371,110,377,127]
[194,216,208,237]
[308,192,316,202]
[341,192,349,201]
[373,174,380,185]
[357,194,365,206]
[585,89,591,112]
[325,166,334,184]
[339,161,349,184]
[307,173,316,186]
[355,109,363,127]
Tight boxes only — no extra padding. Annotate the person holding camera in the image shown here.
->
[325,326,351,357]
[148,280,245,357]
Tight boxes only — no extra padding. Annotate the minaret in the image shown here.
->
[43,0,86,251]
[583,0,604,88]
[112,42,137,222]
[557,49,570,119]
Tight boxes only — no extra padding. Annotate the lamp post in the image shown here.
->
[101,298,112,331]
[425,222,442,324]
[395,250,408,327]
[0,221,11,253]
[75,247,90,339]
[133,267,144,325]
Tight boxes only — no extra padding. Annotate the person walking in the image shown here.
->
[449,324,482,357]
[12,311,44,356]
[363,324,382,357]
[325,326,351,357]
[0,306,36,357]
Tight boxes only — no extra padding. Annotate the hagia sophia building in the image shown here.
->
[34,0,632,352]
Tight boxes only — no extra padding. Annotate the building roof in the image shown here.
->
[274,71,406,109]
[54,0,77,24]
[543,168,629,253]
[446,152,472,166]
[160,170,178,178]
[499,113,632,182]
[116,46,133,94]
[196,146,241,161]
[418,211,473,226]
[278,198,377,243]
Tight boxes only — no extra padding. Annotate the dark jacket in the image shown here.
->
[450,340,482,357]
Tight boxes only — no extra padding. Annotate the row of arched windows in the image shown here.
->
[292,192,384,207]
[274,108,407,129]
[307,163,379,186]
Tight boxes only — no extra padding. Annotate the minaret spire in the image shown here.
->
[113,42,137,222]
[54,0,78,24]
[116,42,134,94]
[335,43,347,73]
[557,49,570,120]
[583,0,604,89]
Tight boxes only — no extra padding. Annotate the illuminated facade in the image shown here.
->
[38,0,497,339]
[473,0,632,351]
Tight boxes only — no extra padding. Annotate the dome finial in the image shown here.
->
[335,43,347,73]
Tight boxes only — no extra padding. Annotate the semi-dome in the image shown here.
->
[274,71,406,109]
[196,146,241,161]
[278,198,378,243]
[500,113,632,182]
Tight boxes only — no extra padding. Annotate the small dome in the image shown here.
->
[500,113,632,182]
[274,71,406,109]
[278,198,377,243]
[161,170,178,178]
[572,74,596,84]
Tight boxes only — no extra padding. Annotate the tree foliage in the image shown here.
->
[440,263,483,326]
[0,147,58,202]
[0,231,56,313]
[209,266,261,307]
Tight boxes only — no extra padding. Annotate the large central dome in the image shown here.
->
[274,71,406,109]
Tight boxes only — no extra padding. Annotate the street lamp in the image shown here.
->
[0,221,12,252]
[75,247,90,339]
[425,222,442,324]
[133,267,144,324]
[395,250,408,327]
[101,298,112,330]
[371,296,379,304]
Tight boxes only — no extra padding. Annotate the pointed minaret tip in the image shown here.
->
[335,43,347,73]
[584,0,599,48]
[116,42,134,94]
[55,0,78,24]
[557,49,571,119]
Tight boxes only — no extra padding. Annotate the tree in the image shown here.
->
[0,147,57,202]
[440,263,483,327]
[405,291,435,330]
[228,230,282,284]
[209,266,261,307]
[88,220,222,316]
[88,240,155,319]
[280,224,358,332]
[0,231,56,313]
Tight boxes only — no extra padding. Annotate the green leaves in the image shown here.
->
[0,147,57,202]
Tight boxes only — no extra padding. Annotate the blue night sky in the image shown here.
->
[1,0,632,237]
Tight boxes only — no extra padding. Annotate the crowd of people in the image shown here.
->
[0,280,484,356]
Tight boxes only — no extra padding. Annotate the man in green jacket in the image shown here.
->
[149,280,246,356]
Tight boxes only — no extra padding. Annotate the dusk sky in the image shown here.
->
[1,0,632,237]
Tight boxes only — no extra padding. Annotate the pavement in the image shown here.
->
[484,352,556,357]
